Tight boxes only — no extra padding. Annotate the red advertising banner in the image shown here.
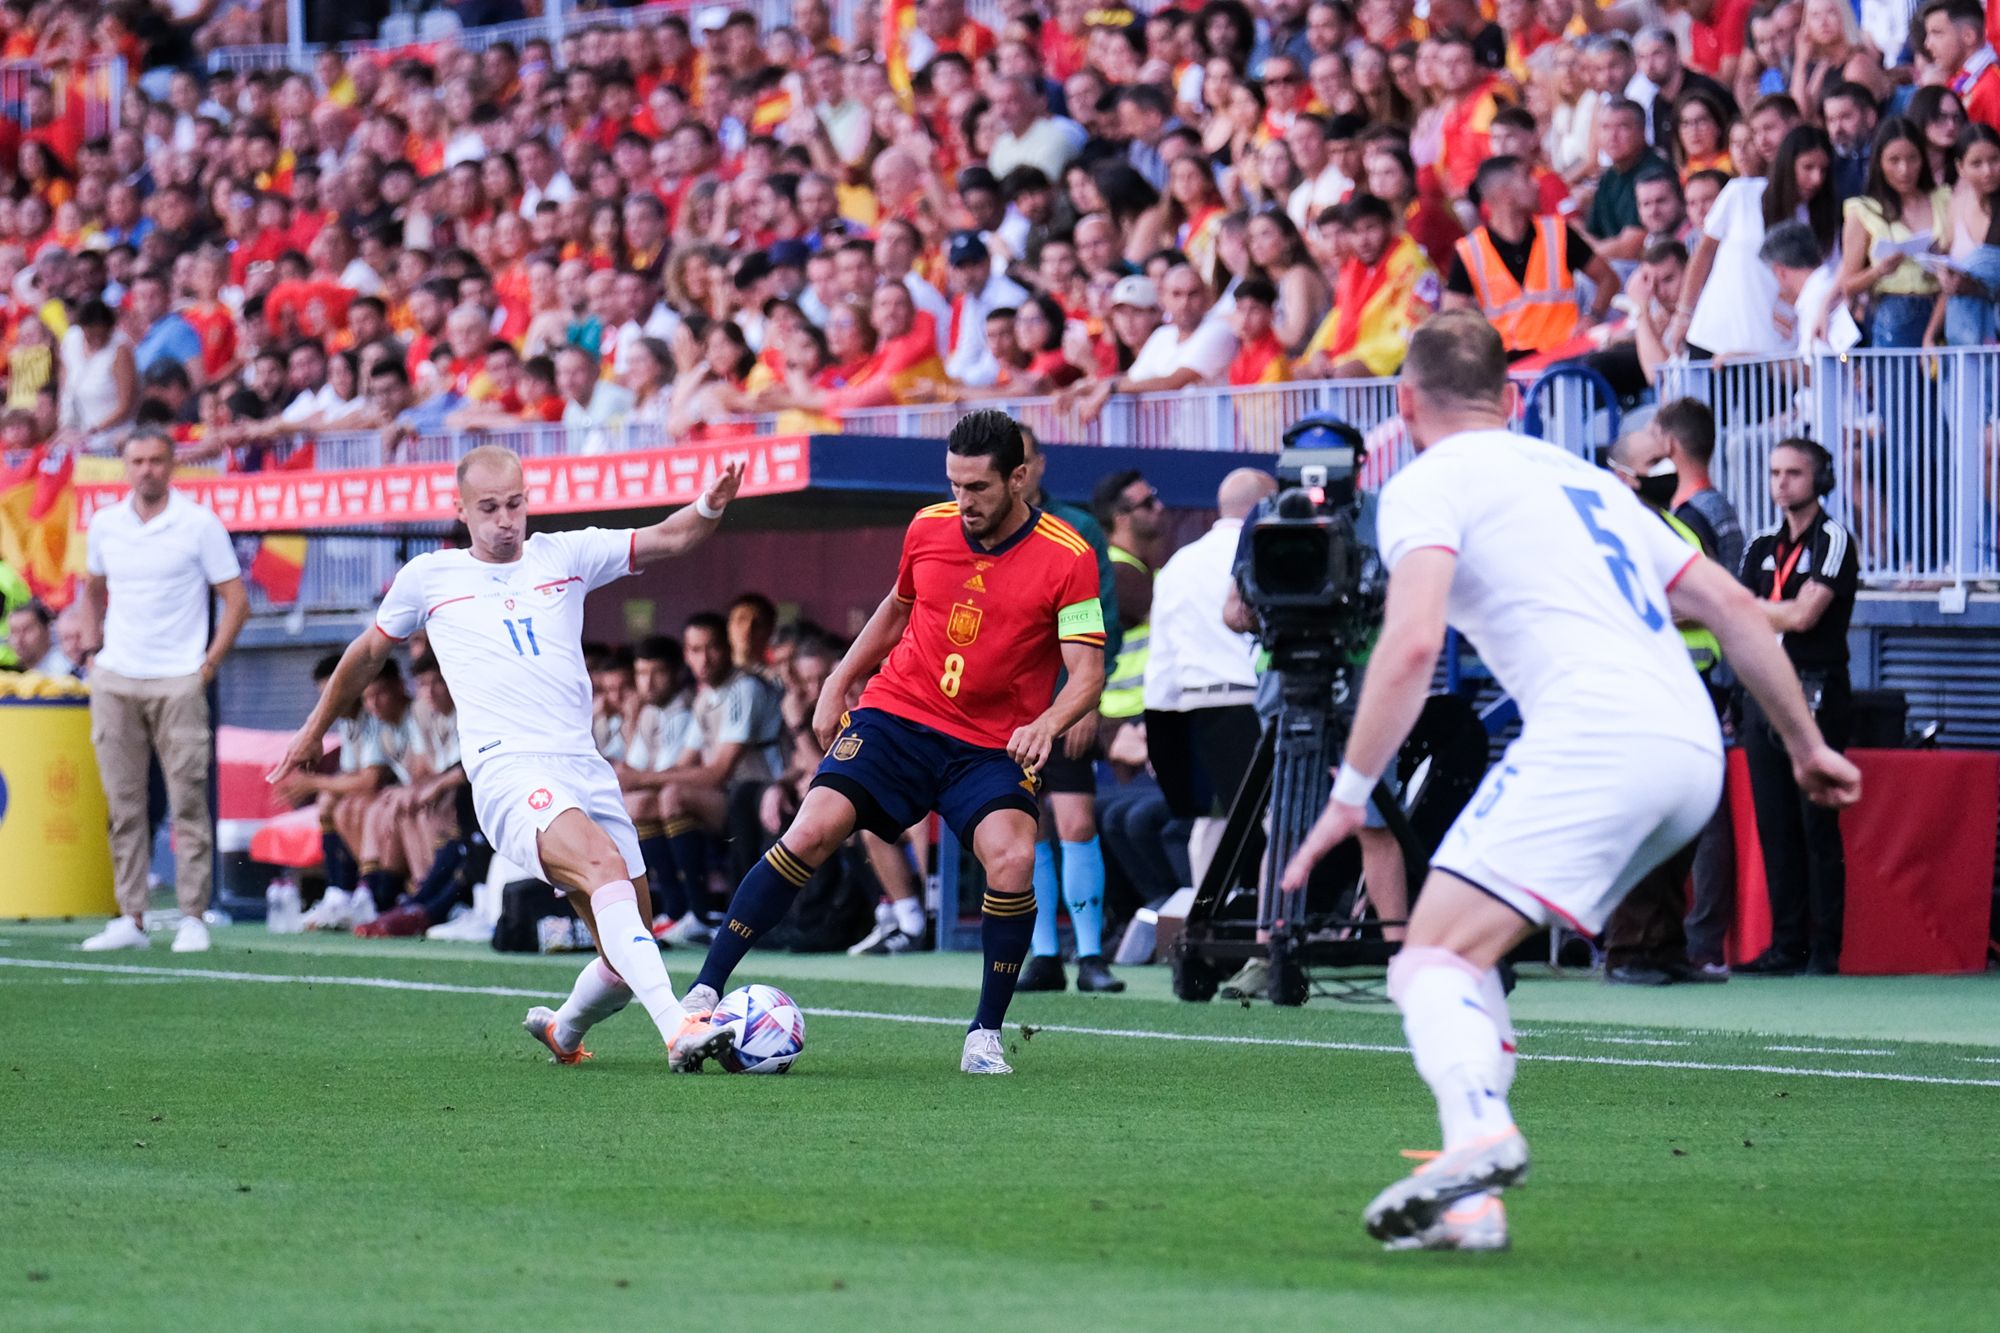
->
[74,438,812,533]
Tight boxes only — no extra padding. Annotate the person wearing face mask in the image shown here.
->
[1594,427,1725,987]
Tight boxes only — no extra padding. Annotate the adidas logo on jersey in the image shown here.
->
[963,574,987,592]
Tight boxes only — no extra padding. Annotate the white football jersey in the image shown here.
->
[1375,429,1720,752]
[375,529,636,780]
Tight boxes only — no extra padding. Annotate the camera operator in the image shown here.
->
[1143,469,1278,962]
[1222,422,1408,993]
[1738,438,1857,977]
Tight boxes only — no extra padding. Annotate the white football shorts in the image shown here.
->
[470,751,647,887]
[1430,731,1725,936]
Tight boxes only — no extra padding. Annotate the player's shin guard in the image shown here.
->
[1030,842,1061,958]
[664,817,709,918]
[1060,836,1107,958]
[554,956,632,1047]
[972,887,1037,1031]
[693,842,815,994]
[587,880,687,1040]
[1387,947,1516,1149]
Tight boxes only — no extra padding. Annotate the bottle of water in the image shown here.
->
[266,872,303,934]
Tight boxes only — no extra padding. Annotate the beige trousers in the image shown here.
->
[88,667,214,918]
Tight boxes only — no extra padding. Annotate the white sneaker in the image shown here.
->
[302,887,351,931]
[1363,1129,1530,1243]
[347,890,378,930]
[81,917,149,951]
[1384,1194,1509,1252]
[680,983,720,1018]
[424,910,495,944]
[661,913,715,947]
[960,1027,1013,1075]
[171,916,211,953]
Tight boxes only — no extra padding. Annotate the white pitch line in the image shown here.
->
[1763,1045,1895,1057]
[5,956,1998,1090]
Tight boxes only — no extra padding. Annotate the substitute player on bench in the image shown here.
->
[674,409,1107,1075]
[1280,311,1860,1250]
[268,444,745,1072]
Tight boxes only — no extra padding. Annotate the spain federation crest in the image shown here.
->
[831,734,863,762]
[946,601,983,647]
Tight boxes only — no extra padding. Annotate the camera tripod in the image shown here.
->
[1170,674,1488,1006]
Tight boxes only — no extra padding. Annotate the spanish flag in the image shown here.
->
[883,0,918,96]
[246,444,317,606]
[249,535,307,606]
[0,443,81,608]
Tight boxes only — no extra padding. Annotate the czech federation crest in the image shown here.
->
[946,601,982,647]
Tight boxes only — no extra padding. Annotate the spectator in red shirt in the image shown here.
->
[1925,0,2000,132]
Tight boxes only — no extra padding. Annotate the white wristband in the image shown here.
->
[1331,762,1377,809]
[694,493,725,520]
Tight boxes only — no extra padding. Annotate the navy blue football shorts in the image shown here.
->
[811,708,1041,843]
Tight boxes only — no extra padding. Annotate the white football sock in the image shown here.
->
[891,895,926,937]
[589,881,688,1041]
[1388,947,1515,1150]
[554,956,631,1049]
[1477,965,1518,1096]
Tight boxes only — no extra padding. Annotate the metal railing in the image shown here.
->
[1657,346,2000,586]
[159,344,2000,616]
[210,0,854,74]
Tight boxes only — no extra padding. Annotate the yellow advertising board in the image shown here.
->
[0,700,115,918]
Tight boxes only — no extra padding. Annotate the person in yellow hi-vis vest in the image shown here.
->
[1598,428,1724,987]
[1087,467,1185,919]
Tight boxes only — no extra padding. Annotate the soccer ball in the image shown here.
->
[711,984,806,1074]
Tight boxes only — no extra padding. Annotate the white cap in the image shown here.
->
[1110,274,1158,309]
[696,9,730,32]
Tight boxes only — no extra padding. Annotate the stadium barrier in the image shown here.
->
[0,55,124,137]
[210,0,857,74]
[42,345,1998,615]
[1657,346,2000,587]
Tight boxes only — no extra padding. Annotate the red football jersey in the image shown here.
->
[860,502,1106,750]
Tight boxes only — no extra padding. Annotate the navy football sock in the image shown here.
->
[359,867,404,911]
[636,829,686,920]
[972,887,1037,1031]
[664,817,709,918]
[694,842,815,994]
[321,829,357,891]
[407,840,469,920]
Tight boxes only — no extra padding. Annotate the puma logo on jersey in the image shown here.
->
[963,574,987,592]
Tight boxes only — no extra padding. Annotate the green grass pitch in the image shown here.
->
[3,923,1997,1332]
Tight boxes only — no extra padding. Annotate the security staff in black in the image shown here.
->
[1738,438,1858,976]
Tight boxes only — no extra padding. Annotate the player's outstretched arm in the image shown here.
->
[813,590,914,750]
[1280,548,1455,892]
[1668,555,1862,809]
[266,626,399,789]
[631,461,745,566]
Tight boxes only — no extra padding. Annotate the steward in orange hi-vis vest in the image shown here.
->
[1452,215,1580,355]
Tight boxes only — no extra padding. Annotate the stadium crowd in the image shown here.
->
[0,0,1994,461]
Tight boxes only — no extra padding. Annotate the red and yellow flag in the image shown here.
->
[883,0,918,96]
[0,444,81,608]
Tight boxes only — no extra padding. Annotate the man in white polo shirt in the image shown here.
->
[79,429,249,953]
